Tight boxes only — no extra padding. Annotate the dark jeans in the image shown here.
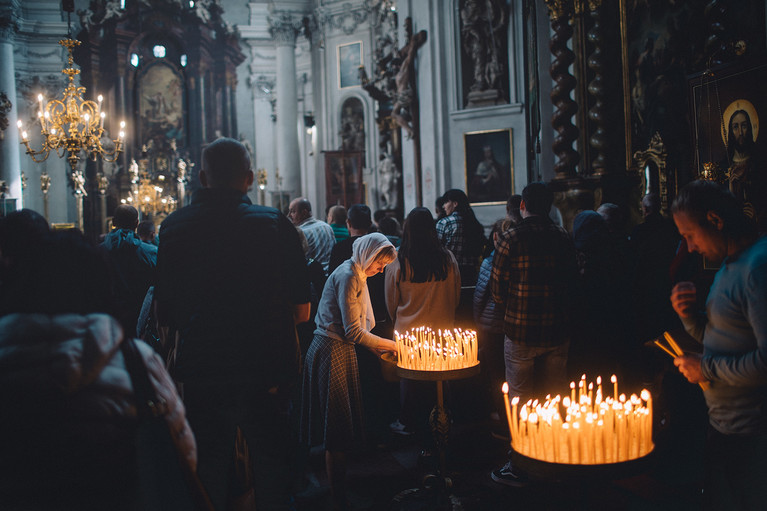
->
[503,337,569,403]
[183,381,296,511]
[704,427,767,510]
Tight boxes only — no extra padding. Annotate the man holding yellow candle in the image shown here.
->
[669,180,767,510]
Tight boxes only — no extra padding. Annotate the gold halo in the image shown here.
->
[721,99,759,146]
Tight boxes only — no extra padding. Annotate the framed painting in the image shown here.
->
[688,60,767,227]
[338,42,362,89]
[138,62,186,145]
[618,0,706,173]
[464,128,513,205]
[324,150,364,206]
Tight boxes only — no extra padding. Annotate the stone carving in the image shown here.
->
[0,91,11,140]
[377,152,400,210]
[71,170,87,197]
[339,100,365,151]
[315,4,369,36]
[269,13,302,45]
[461,0,508,107]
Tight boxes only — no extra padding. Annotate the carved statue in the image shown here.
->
[460,0,507,102]
[391,18,427,139]
[40,172,51,194]
[71,171,87,197]
[129,159,140,184]
[377,152,400,210]
[339,106,365,152]
[239,133,255,163]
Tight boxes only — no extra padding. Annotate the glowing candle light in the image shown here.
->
[611,374,618,401]
[501,375,654,465]
[511,395,519,447]
[502,383,513,445]
[570,381,576,407]
[394,327,478,371]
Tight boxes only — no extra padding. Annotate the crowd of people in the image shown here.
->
[0,137,764,510]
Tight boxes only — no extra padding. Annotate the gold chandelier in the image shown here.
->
[16,38,125,172]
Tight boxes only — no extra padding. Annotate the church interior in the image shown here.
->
[1,0,766,509]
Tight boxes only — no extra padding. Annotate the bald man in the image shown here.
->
[288,197,335,274]
[156,137,310,510]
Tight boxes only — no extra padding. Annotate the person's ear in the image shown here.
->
[706,211,724,231]
[519,199,527,213]
[199,169,208,188]
[245,169,254,188]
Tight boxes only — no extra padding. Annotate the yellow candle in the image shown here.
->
[511,396,520,448]
[570,381,576,407]
[611,374,618,401]
[502,383,514,447]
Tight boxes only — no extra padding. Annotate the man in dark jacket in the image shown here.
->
[101,204,156,335]
[156,137,310,510]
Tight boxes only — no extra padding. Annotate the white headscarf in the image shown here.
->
[350,233,395,331]
[350,232,395,279]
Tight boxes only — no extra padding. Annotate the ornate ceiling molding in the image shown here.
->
[314,2,369,36]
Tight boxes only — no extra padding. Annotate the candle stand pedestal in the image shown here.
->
[383,353,480,510]
[510,448,655,482]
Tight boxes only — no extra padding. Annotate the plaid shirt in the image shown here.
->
[436,211,479,268]
[490,215,578,347]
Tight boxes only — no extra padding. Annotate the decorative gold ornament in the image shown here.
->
[16,38,125,171]
[256,168,267,191]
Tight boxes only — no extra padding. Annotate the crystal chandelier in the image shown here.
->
[16,37,125,172]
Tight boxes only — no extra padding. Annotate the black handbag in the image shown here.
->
[120,337,216,511]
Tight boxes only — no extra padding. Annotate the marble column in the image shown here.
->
[0,13,22,209]
[271,18,301,200]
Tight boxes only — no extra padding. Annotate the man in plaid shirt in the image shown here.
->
[490,182,578,486]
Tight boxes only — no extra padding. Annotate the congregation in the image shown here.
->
[0,137,765,511]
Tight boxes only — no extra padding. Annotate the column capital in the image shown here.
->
[0,16,19,43]
[269,13,302,46]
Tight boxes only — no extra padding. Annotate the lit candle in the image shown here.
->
[641,388,652,452]
[596,375,603,405]
[511,395,519,448]
[502,382,513,447]
[570,381,576,408]
[611,374,618,401]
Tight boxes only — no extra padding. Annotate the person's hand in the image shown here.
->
[376,339,397,355]
[671,281,697,318]
[674,354,706,384]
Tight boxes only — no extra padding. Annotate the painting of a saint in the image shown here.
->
[690,62,767,232]
[139,63,185,144]
[464,128,513,204]
[338,42,362,89]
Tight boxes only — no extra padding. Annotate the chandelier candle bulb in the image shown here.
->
[502,375,654,465]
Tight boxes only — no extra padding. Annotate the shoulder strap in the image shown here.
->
[120,338,216,511]
[121,338,162,416]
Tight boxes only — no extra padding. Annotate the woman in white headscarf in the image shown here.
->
[301,232,397,511]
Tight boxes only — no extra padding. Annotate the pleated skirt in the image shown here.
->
[300,333,364,451]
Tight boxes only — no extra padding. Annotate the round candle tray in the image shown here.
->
[380,353,480,381]
[510,447,655,481]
